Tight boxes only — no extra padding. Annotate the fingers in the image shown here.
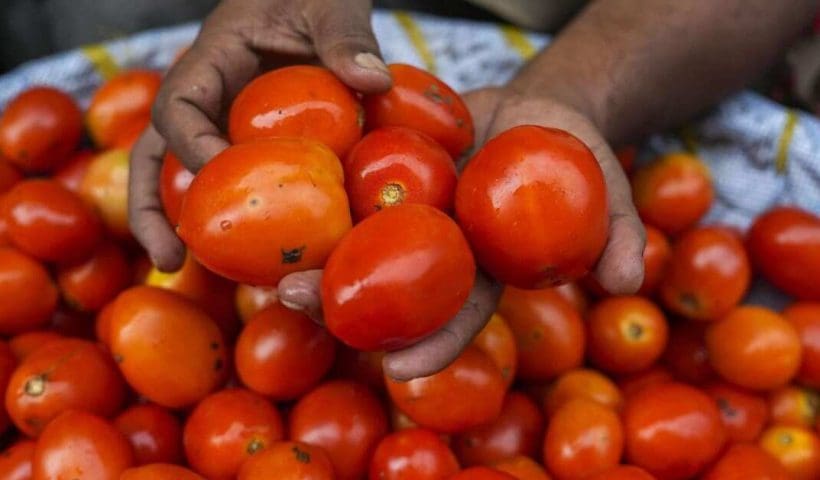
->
[461,88,506,155]
[277,269,325,324]
[128,125,186,272]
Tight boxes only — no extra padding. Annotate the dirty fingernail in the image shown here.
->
[354,52,390,75]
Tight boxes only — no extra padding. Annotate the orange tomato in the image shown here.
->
[0,247,58,335]
[86,70,161,148]
[114,403,183,465]
[159,152,194,226]
[237,441,335,480]
[769,386,820,428]
[759,425,820,480]
[57,241,131,312]
[121,464,205,480]
[705,381,769,443]
[703,443,790,480]
[95,301,115,347]
[473,313,518,387]
[639,224,671,296]
[544,368,623,417]
[783,302,820,387]
[8,330,62,360]
[493,456,552,480]
[79,149,131,238]
[0,440,35,480]
[662,321,716,384]
[369,428,460,480]
[234,284,278,323]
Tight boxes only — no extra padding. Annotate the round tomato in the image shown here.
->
[586,465,656,480]
[0,440,34,480]
[47,307,95,339]
[662,321,715,384]
[114,403,183,465]
[177,138,351,285]
[322,203,474,351]
[54,150,94,193]
[493,456,551,480]
[0,159,22,194]
[95,302,115,347]
[639,224,671,296]
[0,341,15,433]
[8,330,62,360]
[769,386,820,428]
[369,428,460,480]
[473,313,517,387]
[554,283,589,314]
[450,466,518,479]
[616,145,637,172]
[120,464,205,480]
[57,241,131,312]
[79,149,131,238]
[0,248,58,335]
[331,346,385,392]
[784,302,820,387]
[705,381,768,443]
[159,151,194,226]
[703,443,790,480]
[235,284,278,323]
[237,441,335,480]
[0,87,82,173]
[86,70,161,148]
[759,425,820,480]
[229,65,362,157]
[617,365,674,400]
[544,368,623,417]
[344,126,456,221]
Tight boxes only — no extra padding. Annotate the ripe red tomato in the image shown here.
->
[289,380,388,480]
[237,441,335,480]
[159,152,194,226]
[0,160,22,194]
[662,321,715,384]
[48,306,95,339]
[363,64,473,158]
[473,313,518,387]
[0,248,58,335]
[79,149,131,238]
[54,150,94,193]
[57,241,131,312]
[616,145,637,172]
[235,303,336,400]
[706,306,801,390]
[759,425,820,480]
[586,466,656,480]
[448,466,517,480]
[769,385,820,428]
[0,440,35,480]
[86,70,161,148]
[0,87,82,173]
[498,287,585,381]
[8,330,62,360]
[703,443,790,480]
[493,456,551,480]
[623,382,726,479]
[114,403,183,465]
[456,125,608,288]
[705,381,768,443]
[639,224,671,296]
[617,365,674,400]
[344,126,456,221]
[120,464,205,480]
[234,284,278,323]
[109,286,228,408]
[177,138,351,285]
[322,203,475,351]
[386,346,506,433]
[783,302,820,387]
[95,302,115,347]
[370,428,460,480]
[747,207,820,300]
[32,410,134,480]
[0,341,15,433]
[331,346,386,392]
[544,368,623,417]
[554,283,589,314]
[229,65,363,157]
[659,226,751,320]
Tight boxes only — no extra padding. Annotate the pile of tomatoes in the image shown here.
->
[0,57,818,480]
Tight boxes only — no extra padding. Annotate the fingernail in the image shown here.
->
[279,298,305,312]
[354,52,390,75]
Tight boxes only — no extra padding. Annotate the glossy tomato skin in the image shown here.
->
[448,466,517,480]
[323,204,474,351]
[544,368,623,417]
[493,455,551,480]
[0,440,35,480]
[0,87,82,173]
[234,284,278,323]
[54,150,94,193]
[369,428,460,480]
[705,382,768,443]
[229,65,363,157]
[473,313,518,388]
[0,248,58,335]
[759,425,820,480]
[238,441,335,480]
[748,207,820,300]
[703,443,790,480]
[177,138,351,285]
[554,282,589,315]
[57,241,131,312]
[159,152,194,226]
[289,380,388,480]
[32,410,135,480]
[769,386,820,428]
[0,160,22,194]
[662,321,716,384]
[344,126,456,221]
[783,302,820,387]
[114,403,183,465]
[120,464,205,480]
[585,465,656,480]
[386,346,506,434]
[363,64,473,158]
[86,70,161,148]
[456,125,608,288]
[79,149,131,238]
[639,225,671,296]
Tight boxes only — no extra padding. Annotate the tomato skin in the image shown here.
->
[759,425,820,480]
[344,126,456,221]
[159,152,194,226]
[229,65,363,157]
[8,331,62,361]
[289,380,388,480]
[322,203,475,351]
[386,347,506,434]
[363,64,473,158]
[639,225,671,296]
[0,87,82,173]
[114,403,183,466]
[473,313,518,388]
[369,428,460,480]
[448,466,517,480]
[783,302,820,387]
[553,283,589,315]
[57,241,130,312]
[456,125,608,288]
[86,70,161,148]
[0,160,22,194]
[32,410,135,480]
[53,150,94,193]
[79,149,131,238]
[332,346,386,392]
[493,456,551,480]
[0,440,35,480]
[235,284,278,324]
[0,341,16,433]
[235,303,336,400]
[705,382,768,443]
[703,443,790,480]
[237,441,335,480]
[585,465,656,480]
[748,207,820,300]
[768,386,819,428]
[109,286,228,408]
[617,365,674,400]
[659,226,751,321]
[120,464,205,480]
[178,138,351,286]
[544,368,623,417]
[662,321,716,384]
[0,248,58,335]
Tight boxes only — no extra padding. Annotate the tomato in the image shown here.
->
[0,341,15,433]
[639,225,671,296]
[183,388,284,479]
[769,386,820,428]
[235,284,278,323]
[662,321,716,384]
[120,464,205,480]
[448,466,518,479]
[0,440,35,480]
[759,425,820,480]
[585,466,656,480]
[370,428,460,480]
[748,207,820,300]
[544,368,623,417]
[456,126,608,288]
[95,302,115,347]
[229,65,362,157]
[705,381,768,443]
[659,226,751,320]
[177,138,351,285]
[86,70,161,148]
[322,203,474,351]
[344,126,456,221]
[332,346,385,392]
[631,152,713,235]
[0,87,82,173]
[0,211,9,247]
[159,152,194,226]
[109,286,227,408]
[617,365,674,399]
[290,380,388,480]
[493,456,551,480]
[8,331,62,360]
[114,403,183,465]
[56,241,130,312]
[238,441,335,480]
[54,150,94,193]
[0,248,58,335]
[703,443,790,480]
[498,287,585,381]
[453,391,544,466]
[32,410,134,480]
[79,149,131,238]
[623,382,726,479]
[473,313,517,387]
[706,306,801,390]
[0,159,22,194]
[553,283,589,315]
[131,254,152,284]
[784,302,820,387]
[47,307,95,339]
[616,145,637,172]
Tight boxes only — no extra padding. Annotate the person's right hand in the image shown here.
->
[129,0,392,272]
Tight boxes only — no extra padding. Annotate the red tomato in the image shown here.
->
[235,303,336,400]
[639,224,671,296]
[493,456,552,480]
[759,425,820,480]
[369,428,460,480]
[32,410,134,480]
[0,87,82,173]
[585,466,656,480]
[703,443,790,480]
[769,386,820,428]
[456,125,608,288]
[473,313,518,387]
[177,139,351,285]
[0,341,16,433]
[623,382,726,479]
[8,330,62,360]
[289,380,388,480]
[234,284,278,324]
[705,382,769,443]
[0,248,58,335]
[238,441,335,480]
[53,150,94,193]
[79,149,131,238]
[57,241,130,312]
[95,302,115,347]
[120,464,205,480]
[0,159,22,194]
[544,368,623,417]
[331,346,385,392]
[159,151,194,226]
[0,440,34,480]
[617,365,674,400]
[114,403,183,465]
[662,321,716,384]
[748,207,820,300]
[448,466,517,480]
[553,283,589,315]
[322,203,474,351]
[229,65,363,157]
[86,70,161,148]
[344,126,456,221]
[385,346,506,433]
[784,302,820,387]
[47,307,95,339]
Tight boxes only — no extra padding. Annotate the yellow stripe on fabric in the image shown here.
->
[775,110,798,174]
[500,25,536,60]
[394,12,436,74]
[81,44,120,81]
[679,125,699,155]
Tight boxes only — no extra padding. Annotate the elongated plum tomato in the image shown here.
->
[229,65,363,157]
[121,464,205,480]
[159,152,194,226]
[321,203,475,351]
[455,125,608,288]
[344,126,457,221]
[80,149,131,238]
[86,69,161,148]
[0,248,58,335]
[177,138,351,285]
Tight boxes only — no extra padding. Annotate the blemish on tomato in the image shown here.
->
[220,220,233,231]
[281,246,306,264]
[292,445,311,463]
[24,374,47,396]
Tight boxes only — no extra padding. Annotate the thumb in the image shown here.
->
[277,269,325,324]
